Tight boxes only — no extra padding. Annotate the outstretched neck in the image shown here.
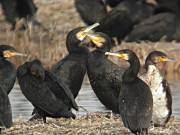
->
[123,56,140,82]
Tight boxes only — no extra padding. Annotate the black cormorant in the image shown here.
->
[17,59,78,123]
[95,0,154,42]
[74,0,107,25]
[0,45,25,94]
[125,12,179,42]
[82,32,125,113]
[0,0,38,29]
[139,51,173,127]
[105,49,153,135]
[0,45,26,133]
[51,23,99,98]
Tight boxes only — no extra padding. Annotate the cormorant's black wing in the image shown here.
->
[18,75,67,115]
[96,3,133,39]
[46,71,78,111]
[125,13,177,42]
[0,87,12,128]
[162,79,172,122]
[51,56,69,73]
[75,0,107,25]
[119,79,152,132]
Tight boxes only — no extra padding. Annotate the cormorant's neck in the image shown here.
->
[146,65,162,78]
[123,56,140,82]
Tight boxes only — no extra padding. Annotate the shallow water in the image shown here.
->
[9,81,180,120]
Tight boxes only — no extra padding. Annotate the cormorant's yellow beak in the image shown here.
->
[3,50,27,58]
[105,52,129,60]
[86,33,105,47]
[158,56,175,62]
[76,23,100,41]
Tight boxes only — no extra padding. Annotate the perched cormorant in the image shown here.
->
[139,51,173,127]
[0,0,38,29]
[125,12,179,42]
[0,45,26,133]
[0,45,25,94]
[95,0,154,42]
[74,0,107,25]
[17,59,78,123]
[82,32,125,113]
[75,0,155,43]
[105,49,153,135]
[51,23,99,98]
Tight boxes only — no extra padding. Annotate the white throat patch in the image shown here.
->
[140,65,169,125]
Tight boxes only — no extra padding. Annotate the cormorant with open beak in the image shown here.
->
[106,50,153,135]
[17,59,78,123]
[139,51,173,127]
[82,32,125,113]
[0,45,26,133]
[51,23,99,98]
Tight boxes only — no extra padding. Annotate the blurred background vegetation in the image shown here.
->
[0,0,179,80]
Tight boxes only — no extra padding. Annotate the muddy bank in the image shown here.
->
[2,113,180,135]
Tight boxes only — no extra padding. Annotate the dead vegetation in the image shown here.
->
[2,112,180,135]
[0,0,179,79]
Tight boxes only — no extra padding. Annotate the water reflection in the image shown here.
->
[9,81,180,120]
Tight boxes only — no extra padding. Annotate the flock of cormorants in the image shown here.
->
[0,0,177,135]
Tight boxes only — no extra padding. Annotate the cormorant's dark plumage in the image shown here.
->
[96,0,154,42]
[140,51,173,127]
[125,13,179,42]
[51,27,91,98]
[0,87,12,133]
[0,0,37,29]
[106,49,153,135]
[105,0,122,8]
[0,45,17,94]
[0,45,25,132]
[17,60,78,123]
[75,0,107,25]
[84,32,124,113]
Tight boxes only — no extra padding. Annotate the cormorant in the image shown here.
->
[51,23,99,98]
[0,45,26,133]
[0,45,26,94]
[95,0,154,42]
[0,0,38,29]
[82,32,125,113]
[74,0,107,25]
[125,13,179,42]
[139,51,173,127]
[105,49,153,135]
[155,0,180,16]
[75,0,155,43]
[17,59,78,123]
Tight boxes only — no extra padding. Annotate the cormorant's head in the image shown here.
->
[105,49,137,62]
[82,32,111,53]
[29,59,45,80]
[145,51,174,69]
[0,45,26,60]
[66,23,99,54]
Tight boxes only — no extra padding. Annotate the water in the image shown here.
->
[9,81,180,120]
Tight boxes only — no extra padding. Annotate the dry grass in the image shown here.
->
[0,0,179,79]
[2,113,180,135]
